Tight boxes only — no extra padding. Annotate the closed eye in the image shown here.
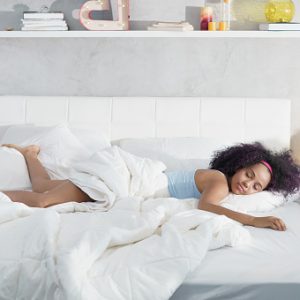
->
[246,171,253,178]
[254,183,262,191]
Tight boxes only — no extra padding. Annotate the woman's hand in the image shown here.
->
[252,216,286,231]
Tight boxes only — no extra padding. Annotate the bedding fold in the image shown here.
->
[0,146,252,299]
[0,195,251,300]
[68,146,167,210]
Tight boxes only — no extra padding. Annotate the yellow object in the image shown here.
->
[231,0,268,23]
[219,21,227,31]
[265,0,295,23]
[208,22,217,31]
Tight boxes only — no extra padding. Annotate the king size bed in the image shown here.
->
[0,96,298,300]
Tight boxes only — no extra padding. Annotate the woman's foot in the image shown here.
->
[2,144,40,157]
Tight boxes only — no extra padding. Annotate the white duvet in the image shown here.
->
[0,146,252,300]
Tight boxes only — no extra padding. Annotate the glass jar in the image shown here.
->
[265,0,295,23]
[204,0,231,31]
[220,0,231,30]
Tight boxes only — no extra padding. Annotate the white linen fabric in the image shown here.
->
[1,124,51,145]
[0,132,293,299]
[1,124,90,180]
[114,137,233,171]
[1,124,111,155]
[219,191,287,213]
[157,191,287,214]
[171,201,300,300]
[0,147,32,190]
[0,125,10,140]
[0,138,253,299]
[68,145,168,210]
[0,194,251,300]
[70,127,111,154]
[31,125,90,179]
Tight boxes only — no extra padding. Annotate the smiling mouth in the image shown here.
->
[237,183,245,193]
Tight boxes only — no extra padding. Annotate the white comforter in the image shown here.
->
[0,146,252,300]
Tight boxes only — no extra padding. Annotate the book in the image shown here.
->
[22,20,67,26]
[23,11,64,20]
[21,26,68,31]
[147,26,193,31]
[147,21,194,31]
[22,26,68,30]
[21,11,68,31]
[153,21,190,27]
[259,22,300,31]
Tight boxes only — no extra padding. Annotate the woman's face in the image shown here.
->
[230,163,272,195]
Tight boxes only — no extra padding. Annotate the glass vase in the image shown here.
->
[265,0,295,23]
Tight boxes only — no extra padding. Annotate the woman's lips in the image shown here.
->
[237,183,245,193]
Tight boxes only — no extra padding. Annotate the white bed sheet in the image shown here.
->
[171,201,300,299]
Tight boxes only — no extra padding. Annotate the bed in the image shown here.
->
[171,200,300,300]
[0,96,298,300]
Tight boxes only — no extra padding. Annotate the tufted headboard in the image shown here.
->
[0,96,291,150]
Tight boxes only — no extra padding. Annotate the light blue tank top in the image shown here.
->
[165,170,201,199]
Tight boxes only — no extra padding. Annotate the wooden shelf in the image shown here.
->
[1,30,300,38]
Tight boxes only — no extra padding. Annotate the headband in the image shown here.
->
[260,160,273,175]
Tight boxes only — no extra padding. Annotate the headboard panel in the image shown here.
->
[0,96,291,150]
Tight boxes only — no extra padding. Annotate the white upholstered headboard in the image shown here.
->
[0,96,291,150]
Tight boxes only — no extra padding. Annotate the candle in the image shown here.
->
[208,21,217,31]
[200,7,213,31]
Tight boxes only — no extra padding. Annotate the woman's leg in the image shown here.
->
[2,144,67,192]
[3,180,91,208]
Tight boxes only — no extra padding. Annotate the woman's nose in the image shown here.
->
[243,180,250,189]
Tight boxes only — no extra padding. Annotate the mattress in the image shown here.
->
[170,201,300,300]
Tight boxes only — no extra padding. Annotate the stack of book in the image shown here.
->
[147,21,194,31]
[259,23,300,31]
[21,11,68,31]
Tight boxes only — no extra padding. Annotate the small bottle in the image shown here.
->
[200,6,213,30]
[208,21,217,31]
[220,0,231,31]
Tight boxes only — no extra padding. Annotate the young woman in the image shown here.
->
[2,142,300,232]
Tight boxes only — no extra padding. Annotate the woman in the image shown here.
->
[2,142,300,231]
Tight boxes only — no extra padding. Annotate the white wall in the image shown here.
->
[0,1,300,161]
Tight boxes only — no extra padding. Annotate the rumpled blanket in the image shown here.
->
[0,146,252,300]
[68,145,168,210]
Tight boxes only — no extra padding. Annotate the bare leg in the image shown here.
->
[3,180,91,208]
[2,144,67,192]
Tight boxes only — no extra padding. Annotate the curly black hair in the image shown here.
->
[209,142,300,196]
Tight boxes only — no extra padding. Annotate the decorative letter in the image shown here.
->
[80,0,129,30]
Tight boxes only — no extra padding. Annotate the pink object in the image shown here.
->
[80,0,129,31]
[200,7,213,30]
[260,160,273,175]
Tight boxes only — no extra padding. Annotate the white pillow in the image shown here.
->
[70,127,111,153]
[0,125,11,141]
[0,147,31,190]
[1,124,90,180]
[114,137,232,171]
[0,124,46,145]
[1,124,111,155]
[27,125,91,179]
[219,191,286,213]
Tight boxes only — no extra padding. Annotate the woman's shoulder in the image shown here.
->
[195,168,227,180]
[195,169,228,192]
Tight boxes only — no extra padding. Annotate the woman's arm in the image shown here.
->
[199,201,286,231]
[197,178,255,225]
[198,201,255,225]
[196,171,286,231]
